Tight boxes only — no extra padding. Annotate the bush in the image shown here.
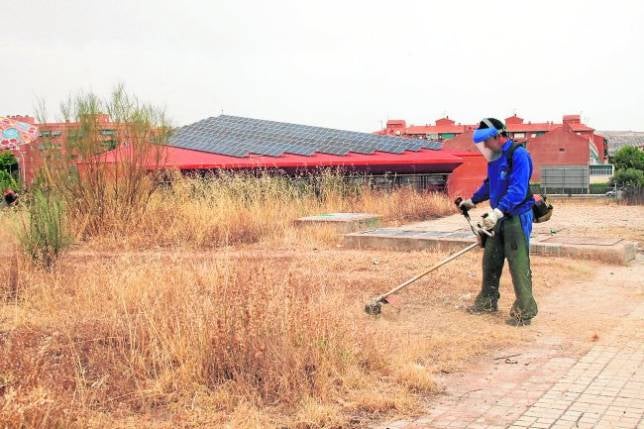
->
[0,151,19,192]
[589,183,611,194]
[38,84,169,239]
[0,151,18,175]
[610,167,644,188]
[18,189,72,269]
[610,168,644,205]
[611,145,644,171]
[0,170,18,193]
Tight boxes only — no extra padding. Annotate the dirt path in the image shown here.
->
[375,255,644,429]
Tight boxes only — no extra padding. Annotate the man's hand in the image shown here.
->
[481,208,504,230]
[458,198,476,210]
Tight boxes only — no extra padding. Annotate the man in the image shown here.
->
[458,118,537,326]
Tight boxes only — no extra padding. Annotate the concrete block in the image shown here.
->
[295,212,381,233]
[344,229,637,265]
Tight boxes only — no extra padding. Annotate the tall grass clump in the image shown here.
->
[18,188,71,270]
[36,84,169,238]
[0,256,373,427]
[109,171,456,249]
[136,170,353,248]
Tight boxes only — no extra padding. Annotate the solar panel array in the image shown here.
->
[169,115,442,158]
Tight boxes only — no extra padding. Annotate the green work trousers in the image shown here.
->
[474,216,538,320]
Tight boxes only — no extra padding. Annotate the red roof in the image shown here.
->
[441,131,478,152]
[506,122,557,133]
[404,124,466,135]
[379,114,594,136]
[96,145,464,174]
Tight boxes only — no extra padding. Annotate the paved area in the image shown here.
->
[345,206,638,264]
[509,304,644,429]
[376,303,644,429]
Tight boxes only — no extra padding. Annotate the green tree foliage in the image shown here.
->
[610,146,644,204]
[610,168,644,188]
[0,151,19,191]
[0,150,18,171]
[611,145,644,171]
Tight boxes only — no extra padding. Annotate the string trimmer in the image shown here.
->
[364,198,493,316]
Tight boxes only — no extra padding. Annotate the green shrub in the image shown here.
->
[589,183,611,194]
[0,170,18,193]
[611,146,644,171]
[610,167,644,188]
[19,189,72,270]
[0,151,18,175]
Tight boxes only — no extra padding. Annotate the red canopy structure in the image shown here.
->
[96,115,464,176]
[99,144,463,175]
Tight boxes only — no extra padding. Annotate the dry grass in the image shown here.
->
[75,174,456,251]
[0,176,598,428]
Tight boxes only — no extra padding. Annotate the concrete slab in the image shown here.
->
[540,236,622,246]
[295,212,381,233]
[344,209,637,265]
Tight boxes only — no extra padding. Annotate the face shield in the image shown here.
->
[472,120,503,162]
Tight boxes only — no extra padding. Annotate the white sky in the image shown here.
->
[2,0,643,132]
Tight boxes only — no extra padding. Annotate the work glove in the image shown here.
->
[458,198,476,210]
[481,208,504,230]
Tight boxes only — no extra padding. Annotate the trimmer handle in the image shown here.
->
[454,197,470,218]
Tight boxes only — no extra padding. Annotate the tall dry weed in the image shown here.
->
[84,173,456,250]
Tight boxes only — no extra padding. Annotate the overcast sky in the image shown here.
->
[2,0,643,132]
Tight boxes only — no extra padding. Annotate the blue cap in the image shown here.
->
[472,127,499,144]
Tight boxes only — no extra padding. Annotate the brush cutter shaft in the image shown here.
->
[375,242,479,302]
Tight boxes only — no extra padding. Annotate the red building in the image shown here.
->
[378,114,611,196]
[5,114,119,184]
[527,124,602,181]
[378,116,476,141]
[9,114,464,191]
[5,112,611,197]
[5,115,38,185]
[438,123,607,197]
[379,114,607,161]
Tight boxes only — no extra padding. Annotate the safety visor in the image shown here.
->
[472,127,498,143]
[472,120,502,162]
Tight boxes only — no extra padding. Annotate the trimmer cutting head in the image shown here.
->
[364,297,387,315]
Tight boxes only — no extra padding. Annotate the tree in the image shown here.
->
[611,146,644,171]
[0,151,19,191]
[610,168,644,188]
[0,151,18,176]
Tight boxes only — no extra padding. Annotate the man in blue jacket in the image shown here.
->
[458,118,537,326]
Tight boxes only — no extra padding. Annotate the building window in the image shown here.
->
[40,130,51,137]
[100,129,116,136]
[589,165,614,176]
[51,131,62,137]
[514,133,525,139]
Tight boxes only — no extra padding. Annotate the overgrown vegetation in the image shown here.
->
[37,84,169,238]
[1,86,556,427]
[0,194,592,427]
[17,188,71,270]
[0,151,18,191]
[610,145,644,204]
